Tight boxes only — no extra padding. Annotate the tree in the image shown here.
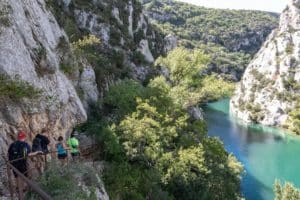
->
[274,180,300,200]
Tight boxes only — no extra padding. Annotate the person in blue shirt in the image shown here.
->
[56,136,68,164]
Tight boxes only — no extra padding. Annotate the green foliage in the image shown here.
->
[199,43,251,81]
[118,98,185,165]
[71,34,130,91]
[143,0,278,52]
[143,0,278,81]
[285,41,294,54]
[247,103,263,123]
[94,72,241,199]
[250,69,264,80]
[158,146,208,186]
[0,74,42,101]
[274,180,300,200]
[198,76,235,102]
[103,162,172,200]
[0,4,11,27]
[287,101,300,135]
[26,162,99,200]
[80,69,242,199]
[59,63,74,75]
[77,32,242,200]
[132,50,148,64]
[156,48,235,107]
[156,47,209,85]
[103,79,148,119]
[109,27,121,46]
[283,77,300,91]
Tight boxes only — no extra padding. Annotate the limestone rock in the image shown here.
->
[164,34,177,52]
[230,0,300,127]
[188,106,204,121]
[0,0,86,196]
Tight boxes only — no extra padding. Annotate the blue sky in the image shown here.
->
[177,0,288,13]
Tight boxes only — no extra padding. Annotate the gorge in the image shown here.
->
[1,0,300,199]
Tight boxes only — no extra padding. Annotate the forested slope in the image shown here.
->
[142,0,279,80]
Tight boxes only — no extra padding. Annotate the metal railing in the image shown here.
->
[3,143,98,199]
[3,155,52,200]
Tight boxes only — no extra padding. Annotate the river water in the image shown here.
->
[202,99,300,200]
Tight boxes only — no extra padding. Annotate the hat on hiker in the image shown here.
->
[18,131,26,140]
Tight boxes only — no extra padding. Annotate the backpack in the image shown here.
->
[32,137,42,152]
[8,141,28,162]
[33,134,50,153]
[56,143,66,155]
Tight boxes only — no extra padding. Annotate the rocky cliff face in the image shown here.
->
[231,0,300,128]
[0,0,164,197]
[0,0,88,195]
[48,0,165,82]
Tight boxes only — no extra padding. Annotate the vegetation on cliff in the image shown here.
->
[274,180,300,200]
[26,162,103,200]
[0,74,42,101]
[79,47,243,199]
[142,0,279,81]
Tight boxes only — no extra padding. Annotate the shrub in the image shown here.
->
[0,4,11,27]
[103,79,148,119]
[0,74,42,101]
[285,41,294,54]
[132,50,147,64]
[274,180,300,200]
[26,162,100,200]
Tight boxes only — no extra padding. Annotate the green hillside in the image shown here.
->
[142,0,279,80]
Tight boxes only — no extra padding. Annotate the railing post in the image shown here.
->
[67,149,69,164]
[6,163,14,200]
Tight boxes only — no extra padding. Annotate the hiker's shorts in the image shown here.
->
[11,161,28,177]
[58,153,67,159]
[71,152,80,157]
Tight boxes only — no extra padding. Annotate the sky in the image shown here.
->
[177,0,288,13]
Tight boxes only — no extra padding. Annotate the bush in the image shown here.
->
[274,180,300,200]
[0,4,11,27]
[0,74,42,101]
[287,101,300,134]
[103,79,149,119]
[26,162,100,200]
[285,42,294,54]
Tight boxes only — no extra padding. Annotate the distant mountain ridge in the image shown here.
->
[142,0,280,81]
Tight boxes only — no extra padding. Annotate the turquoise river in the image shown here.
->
[203,99,300,200]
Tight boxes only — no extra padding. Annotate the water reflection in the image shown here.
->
[202,99,300,200]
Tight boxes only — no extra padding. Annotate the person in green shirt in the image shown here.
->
[67,131,80,160]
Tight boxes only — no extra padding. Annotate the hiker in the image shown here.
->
[32,130,50,153]
[56,136,68,164]
[67,131,80,160]
[31,130,50,174]
[8,131,42,199]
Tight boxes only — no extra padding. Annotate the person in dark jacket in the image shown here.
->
[31,129,50,174]
[32,129,50,153]
[8,131,41,197]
